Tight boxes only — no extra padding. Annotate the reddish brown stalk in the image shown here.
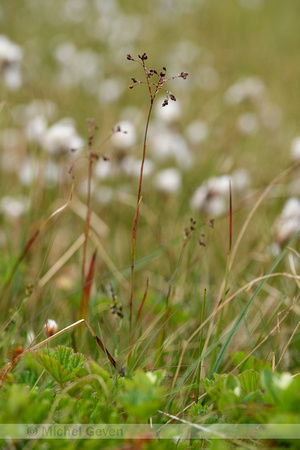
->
[81,119,95,287]
[78,249,97,320]
[127,53,188,334]
[128,275,150,361]
[129,101,153,330]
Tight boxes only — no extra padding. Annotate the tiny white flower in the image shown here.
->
[145,372,157,385]
[43,319,58,337]
[273,372,293,390]
[234,386,241,397]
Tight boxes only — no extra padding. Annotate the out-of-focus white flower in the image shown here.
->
[154,99,182,124]
[290,137,300,162]
[44,319,58,337]
[145,371,158,385]
[273,197,300,246]
[94,159,117,180]
[273,372,293,390]
[153,168,182,194]
[0,35,23,90]
[121,156,154,178]
[12,100,57,126]
[111,120,136,150]
[237,112,259,135]
[190,169,251,216]
[225,76,265,105]
[185,120,209,145]
[150,129,193,169]
[19,159,60,188]
[231,168,251,193]
[26,115,48,144]
[42,118,84,156]
[19,159,39,186]
[98,77,125,104]
[281,197,300,220]
[54,42,101,92]
[0,196,27,219]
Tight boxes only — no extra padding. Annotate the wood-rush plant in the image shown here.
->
[126,52,188,333]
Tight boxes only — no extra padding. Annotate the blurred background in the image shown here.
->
[1,0,300,359]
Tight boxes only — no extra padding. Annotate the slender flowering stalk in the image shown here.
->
[127,53,188,332]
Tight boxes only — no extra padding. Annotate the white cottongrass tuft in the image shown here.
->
[54,42,101,93]
[273,197,300,246]
[98,77,125,104]
[150,128,193,169]
[0,35,23,90]
[121,156,154,178]
[42,118,84,156]
[225,76,265,105]
[153,168,182,194]
[190,169,251,216]
[290,137,300,162]
[19,159,60,188]
[185,119,209,145]
[154,99,182,124]
[111,120,136,150]
[0,196,27,219]
[94,159,117,180]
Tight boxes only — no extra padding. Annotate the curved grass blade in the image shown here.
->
[208,231,300,378]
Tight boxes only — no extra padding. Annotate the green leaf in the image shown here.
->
[35,346,87,388]
[35,352,75,388]
[239,369,260,396]
[119,369,165,420]
[229,351,271,373]
[42,346,86,373]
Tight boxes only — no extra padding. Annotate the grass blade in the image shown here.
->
[208,231,299,378]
